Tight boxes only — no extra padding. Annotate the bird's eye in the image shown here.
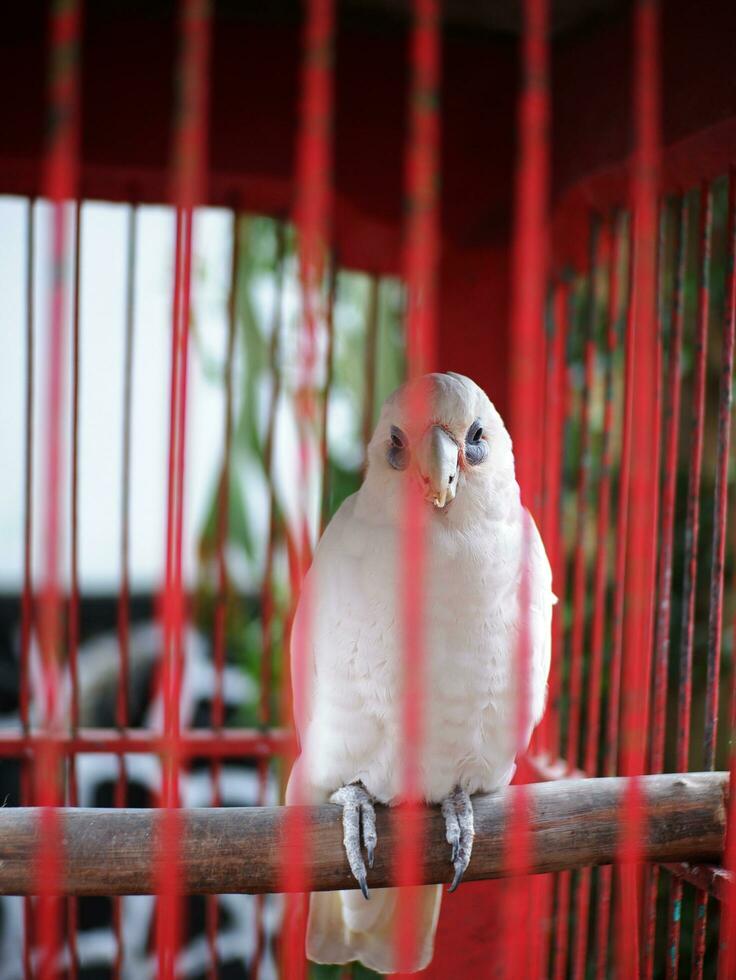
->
[465,419,488,465]
[387,426,409,470]
[391,426,406,449]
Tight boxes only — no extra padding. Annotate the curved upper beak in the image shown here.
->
[415,425,459,509]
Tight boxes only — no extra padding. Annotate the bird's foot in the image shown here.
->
[330,783,378,901]
[441,786,474,892]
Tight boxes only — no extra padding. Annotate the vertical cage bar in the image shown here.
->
[505,0,549,975]
[156,1,211,977]
[617,0,660,976]
[282,0,334,976]
[394,0,440,972]
[113,201,137,979]
[643,195,688,979]
[694,169,736,980]
[617,0,662,975]
[21,196,35,980]
[667,182,712,980]
[66,195,82,980]
[717,175,736,980]
[204,204,239,980]
[37,0,81,976]
[253,220,286,980]
[594,216,634,980]
[571,218,622,980]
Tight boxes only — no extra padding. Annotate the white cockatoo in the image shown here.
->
[286,372,553,974]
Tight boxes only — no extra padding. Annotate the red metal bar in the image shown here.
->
[571,220,621,980]
[37,1,81,977]
[21,196,35,980]
[505,0,549,975]
[594,215,635,980]
[704,172,736,772]
[66,193,82,980]
[717,168,736,980]
[694,170,736,980]
[254,222,287,980]
[643,195,688,979]
[667,182,713,980]
[205,203,239,980]
[282,1,334,976]
[566,222,600,778]
[394,0,440,972]
[617,0,662,973]
[156,2,211,976]
[0,728,293,758]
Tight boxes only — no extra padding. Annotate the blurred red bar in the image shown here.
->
[506,0,549,975]
[667,181,712,980]
[156,1,211,977]
[617,0,661,975]
[21,196,35,980]
[394,0,440,973]
[695,169,736,980]
[66,193,82,980]
[282,0,334,976]
[571,220,620,980]
[36,0,81,977]
[717,169,736,980]
[644,196,688,978]
[253,223,287,980]
[0,728,293,758]
[205,203,239,980]
[567,223,599,777]
[594,219,635,980]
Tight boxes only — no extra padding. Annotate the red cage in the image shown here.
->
[1,0,736,976]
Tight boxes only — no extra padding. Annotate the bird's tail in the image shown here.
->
[306,884,443,975]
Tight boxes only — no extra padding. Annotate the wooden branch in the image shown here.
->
[0,772,725,896]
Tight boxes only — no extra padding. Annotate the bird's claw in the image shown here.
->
[441,787,474,893]
[330,783,377,901]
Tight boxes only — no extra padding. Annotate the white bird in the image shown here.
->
[286,372,554,974]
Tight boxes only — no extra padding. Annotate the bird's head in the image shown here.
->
[363,372,518,527]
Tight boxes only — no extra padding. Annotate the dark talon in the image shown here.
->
[358,871,370,900]
[367,843,375,869]
[451,840,459,863]
[449,862,464,893]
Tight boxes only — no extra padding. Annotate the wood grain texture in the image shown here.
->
[0,772,725,895]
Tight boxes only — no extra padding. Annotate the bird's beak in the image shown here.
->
[416,425,459,509]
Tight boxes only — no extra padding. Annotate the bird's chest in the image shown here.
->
[345,521,520,720]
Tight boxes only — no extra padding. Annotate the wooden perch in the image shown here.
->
[0,772,725,896]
